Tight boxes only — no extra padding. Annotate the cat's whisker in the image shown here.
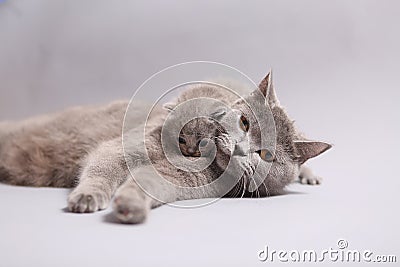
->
[238,177,246,198]
[240,177,246,199]
[262,180,270,197]
[250,177,258,198]
[234,178,241,198]
[257,178,264,198]
[255,178,261,198]
[231,180,241,198]
[249,177,255,198]
[256,185,260,198]
[228,175,243,198]
[262,182,269,197]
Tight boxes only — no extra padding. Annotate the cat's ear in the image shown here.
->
[209,107,226,120]
[163,102,176,112]
[258,70,280,108]
[293,140,332,164]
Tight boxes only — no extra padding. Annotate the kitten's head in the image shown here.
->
[220,71,331,196]
[177,118,220,157]
[162,93,227,159]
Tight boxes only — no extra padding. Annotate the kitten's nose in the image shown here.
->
[187,148,195,155]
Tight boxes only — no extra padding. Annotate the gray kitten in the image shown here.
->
[162,84,239,157]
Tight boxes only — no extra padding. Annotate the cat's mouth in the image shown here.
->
[233,153,266,191]
[229,163,269,198]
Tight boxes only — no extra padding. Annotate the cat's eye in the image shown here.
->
[239,115,249,132]
[178,137,186,144]
[257,149,274,162]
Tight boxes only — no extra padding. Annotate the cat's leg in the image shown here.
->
[112,165,235,224]
[68,137,129,213]
[112,175,232,224]
[68,128,151,213]
[298,165,322,185]
[111,132,238,224]
[112,163,188,223]
[113,174,208,224]
[112,178,156,224]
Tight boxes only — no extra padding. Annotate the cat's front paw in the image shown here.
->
[112,195,149,224]
[299,175,322,185]
[68,188,109,213]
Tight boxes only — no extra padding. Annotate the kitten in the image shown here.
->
[178,119,218,157]
[161,84,238,158]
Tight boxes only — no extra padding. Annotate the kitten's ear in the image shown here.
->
[258,70,280,108]
[163,102,176,112]
[293,140,332,164]
[209,107,226,120]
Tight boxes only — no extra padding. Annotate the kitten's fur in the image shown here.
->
[163,84,239,158]
[0,71,331,224]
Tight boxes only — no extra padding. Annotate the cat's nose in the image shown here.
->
[233,141,249,156]
[187,148,195,155]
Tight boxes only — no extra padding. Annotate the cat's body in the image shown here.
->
[113,75,331,223]
[0,71,331,224]
[0,101,130,187]
[0,84,241,221]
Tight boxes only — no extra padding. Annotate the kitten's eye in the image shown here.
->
[257,149,275,162]
[198,139,208,148]
[239,115,249,132]
[178,137,186,144]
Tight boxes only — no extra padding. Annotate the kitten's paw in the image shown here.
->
[299,175,322,185]
[112,196,149,224]
[68,188,109,213]
[216,134,234,155]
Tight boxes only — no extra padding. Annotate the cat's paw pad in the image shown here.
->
[112,196,148,224]
[300,176,322,185]
[68,189,109,213]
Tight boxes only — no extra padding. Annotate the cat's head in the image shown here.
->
[219,71,331,196]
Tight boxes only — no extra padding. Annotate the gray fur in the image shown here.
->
[0,71,331,224]
[214,72,331,197]
[112,74,331,223]
[0,101,128,187]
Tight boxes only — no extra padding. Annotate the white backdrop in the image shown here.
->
[0,0,399,266]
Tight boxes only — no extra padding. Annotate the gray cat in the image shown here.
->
[0,71,331,224]
[111,72,331,223]
[0,82,237,217]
